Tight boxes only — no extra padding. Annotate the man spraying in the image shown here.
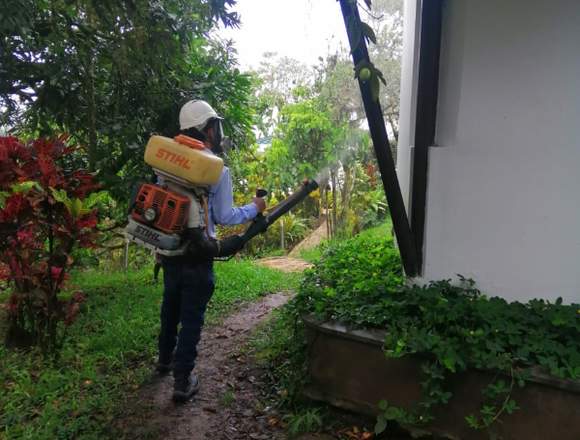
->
[156,100,266,402]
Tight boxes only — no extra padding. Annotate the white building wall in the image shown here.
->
[396,0,421,210]
[398,0,580,303]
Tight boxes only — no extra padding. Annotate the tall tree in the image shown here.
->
[316,53,364,127]
[0,0,254,197]
[251,52,314,140]
[316,0,403,143]
[365,0,404,142]
[272,98,342,186]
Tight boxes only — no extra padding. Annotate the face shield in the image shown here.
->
[208,118,232,156]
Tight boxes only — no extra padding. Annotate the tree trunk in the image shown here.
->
[386,113,398,163]
[330,169,338,237]
[85,8,98,171]
[340,164,354,229]
[280,221,285,250]
[324,187,331,239]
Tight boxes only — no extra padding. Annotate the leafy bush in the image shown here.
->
[357,187,389,230]
[372,279,580,431]
[294,223,580,432]
[0,137,101,352]
[297,223,403,324]
[381,280,580,379]
[268,212,309,249]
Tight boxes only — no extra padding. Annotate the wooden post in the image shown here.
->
[280,220,285,250]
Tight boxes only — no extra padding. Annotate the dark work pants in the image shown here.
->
[158,259,215,377]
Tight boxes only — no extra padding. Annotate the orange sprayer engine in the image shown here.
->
[124,135,224,256]
[130,183,190,234]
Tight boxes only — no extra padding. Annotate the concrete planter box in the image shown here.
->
[303,316,580,440]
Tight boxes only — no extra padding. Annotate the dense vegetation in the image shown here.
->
[1,0,254,199]
[0,261,299,439]
[298,228,579,382]
[297,223,403,322]
[258,223,580,435]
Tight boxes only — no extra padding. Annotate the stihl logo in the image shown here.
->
[135,224,161,243]
[155,148,191,170]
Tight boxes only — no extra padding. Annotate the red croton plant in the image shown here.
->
[0,136,100,353]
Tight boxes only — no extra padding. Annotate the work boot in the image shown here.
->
[172,373,200,402]
[156,350,175,375]
[155,361,172,375]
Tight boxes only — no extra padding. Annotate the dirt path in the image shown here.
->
[256,256,312,273]
[119,292,291,440]
[255,217,328,274]
[288,218,328,258]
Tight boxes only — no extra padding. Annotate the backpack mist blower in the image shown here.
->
[124,135,318,259]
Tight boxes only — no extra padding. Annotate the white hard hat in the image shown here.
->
[179,100,223,131]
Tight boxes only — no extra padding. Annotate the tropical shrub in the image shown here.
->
[267,212,310,250]
[297,223,404,323]
[0,136,101,352]
[294,223,580,434]
[373,279,580,432]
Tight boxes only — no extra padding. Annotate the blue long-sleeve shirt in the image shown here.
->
[207,166,258,238]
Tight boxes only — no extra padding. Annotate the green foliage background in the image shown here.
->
[1,0,254,199]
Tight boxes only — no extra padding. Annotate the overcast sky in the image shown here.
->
[217,0,350,70]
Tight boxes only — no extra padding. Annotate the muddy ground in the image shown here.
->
[117,292,290,440]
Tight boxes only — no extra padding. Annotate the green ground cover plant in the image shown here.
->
[370,279,580,433]
[253,223,399,394]
[296,222,404,325]
[263,222,580,435]
[0,259,298,439]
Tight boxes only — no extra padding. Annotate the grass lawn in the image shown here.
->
[298,246,324,264]
[298,221,394,264]
[0,259,299,440]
